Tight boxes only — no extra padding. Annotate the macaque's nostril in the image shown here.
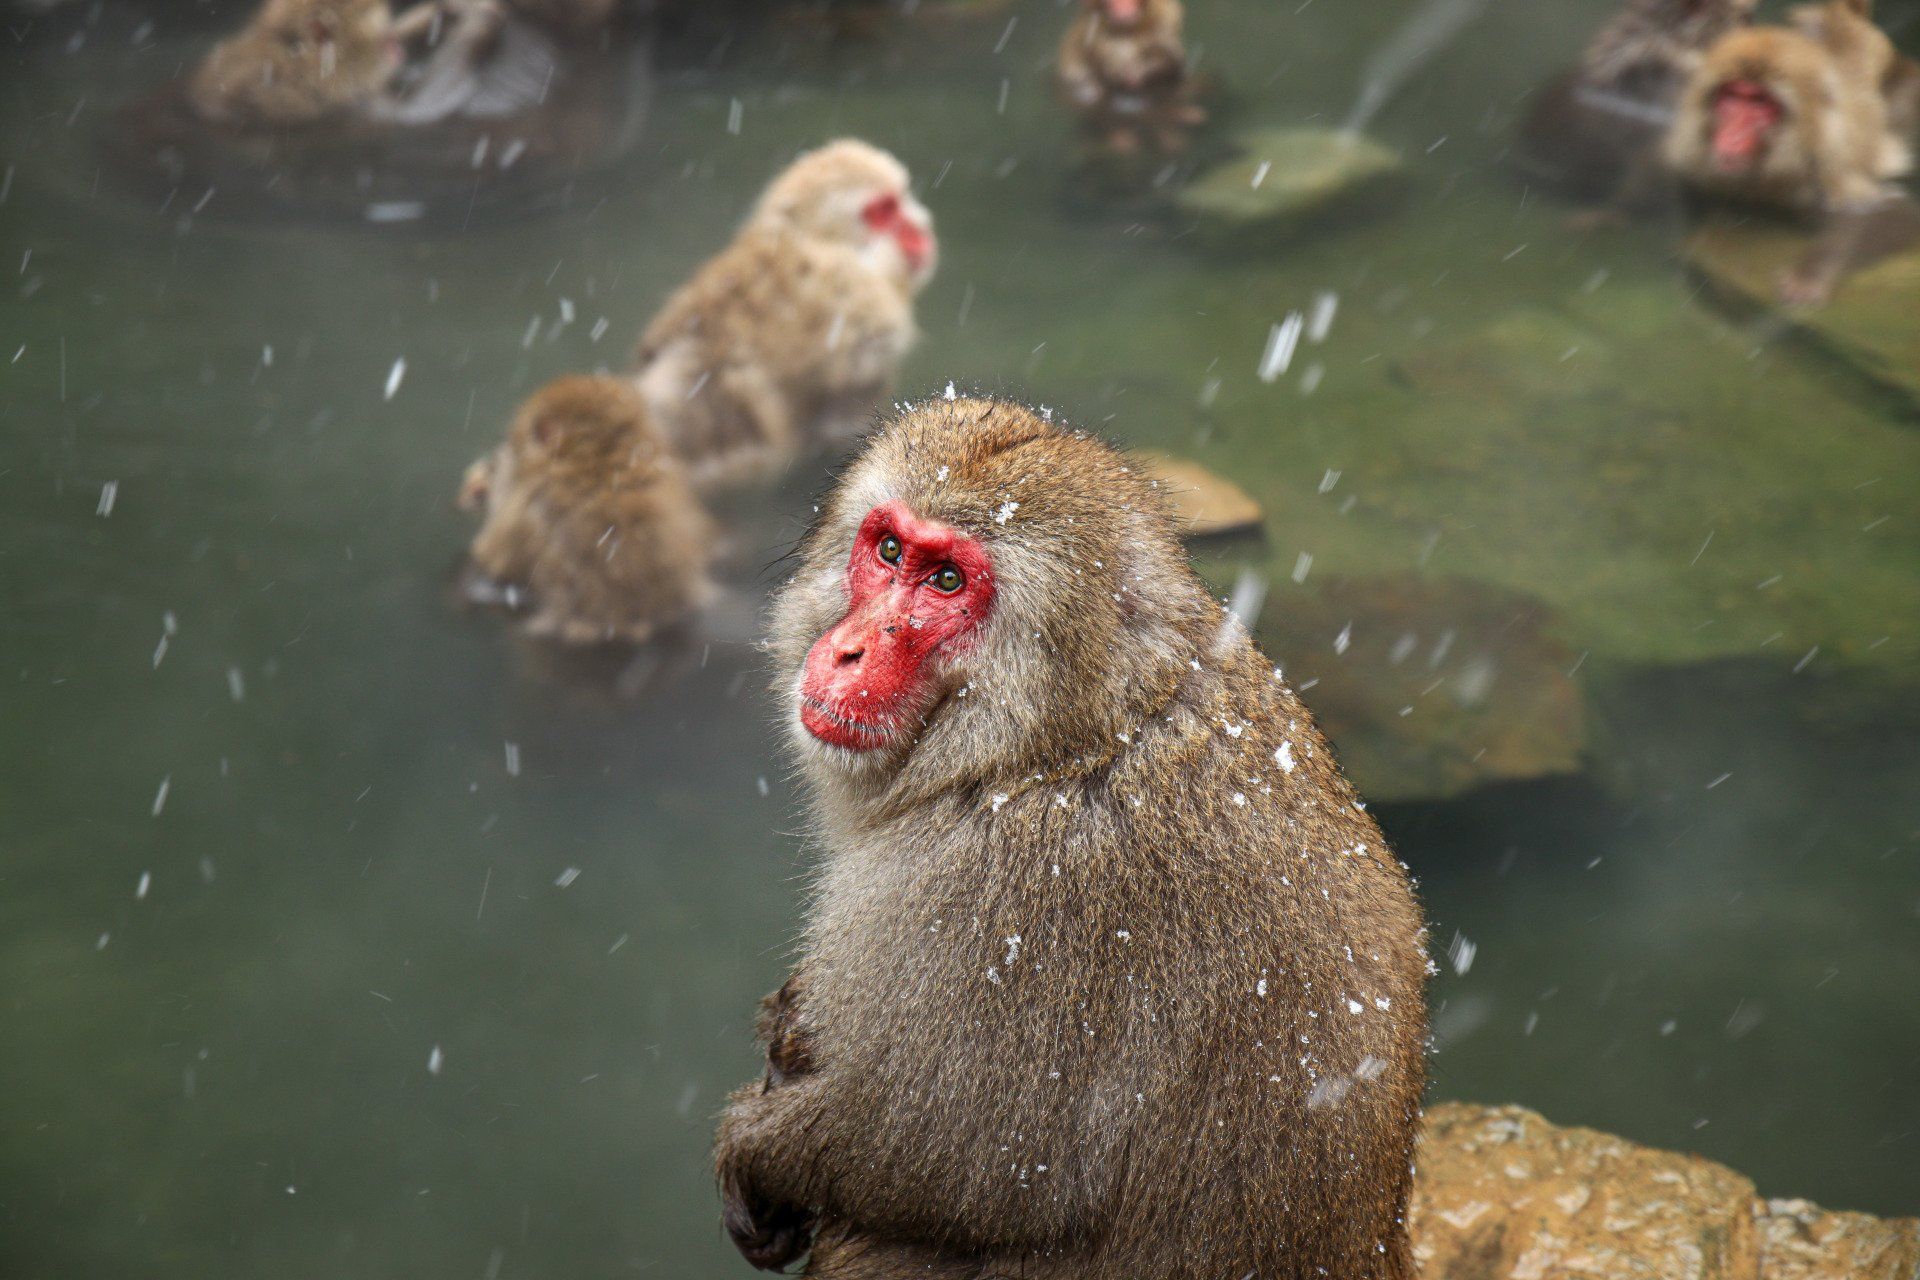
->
[836,647,865,667]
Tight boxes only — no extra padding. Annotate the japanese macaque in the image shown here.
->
[632,141,936,491]
[715,399,1429,1278]
[1056,0,1205,155]
[1666,0,1919,303]
[457,375,716,645]
[188,0,548,130]
[187,0,407,126]
[1518,0,1757,201]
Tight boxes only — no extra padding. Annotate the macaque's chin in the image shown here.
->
[1710,80,1782,172]
[799,697,909,754]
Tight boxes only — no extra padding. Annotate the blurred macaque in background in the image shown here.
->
[1056,0,1207,157]
[1517,0,1757,203]
[458,376,718,646]
[1665,0,1920,303]
[632,140,936,490]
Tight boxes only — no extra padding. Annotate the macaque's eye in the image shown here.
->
[861,194,901,230]
[878,535,903,565]
[930,566,964,594]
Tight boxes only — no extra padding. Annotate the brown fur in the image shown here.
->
[1055,0,1203,154]
[188,0,400,126]
[1581,0,1757,95]
[1667,2,1908,212]
[632,141,935,491]
[716,399,1429,1278]
[458,375,715,645]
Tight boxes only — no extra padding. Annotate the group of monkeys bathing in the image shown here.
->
[175,1,1905,1272]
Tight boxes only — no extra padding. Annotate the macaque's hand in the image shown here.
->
[758,974,816,1088]
[720,1161,814,1271]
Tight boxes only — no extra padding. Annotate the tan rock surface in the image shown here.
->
[1135,451,1264,538]
[1414,1104,1920,1280]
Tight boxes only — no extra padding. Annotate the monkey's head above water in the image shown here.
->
[748,139,938,292]
[771,398,1220,805]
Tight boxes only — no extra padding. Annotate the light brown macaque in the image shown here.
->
[715,399,1429,1278]
[457,375,716,645]
[1518,0,1756,201]
[187,0,406,126]
[632,141,936,491]
[1666,0,1918,303]
[1055,0,1204,155]
[188,0,534,129]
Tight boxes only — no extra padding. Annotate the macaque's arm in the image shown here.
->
[1780,192,1920,306]
[1056,20,1106,107]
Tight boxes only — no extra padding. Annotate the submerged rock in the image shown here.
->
[1136,451,1263,537]
[1256,577,1585,803]
[1176,126,1402,241]
[1686,221,1920,408]
[1414,1104,1920,1280]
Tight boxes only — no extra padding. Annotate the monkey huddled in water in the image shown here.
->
[457,376,717,646]
[1517,0,1758,201]
[1055,0,1206,157]
[187,0,555,130]
[1665,0,1920,303]
[632,140,937,491]
[715,398,1429,1278]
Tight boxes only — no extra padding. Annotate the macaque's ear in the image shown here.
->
[1836,0,1872,14]
[309,18,333,42]
[531,415,566,450]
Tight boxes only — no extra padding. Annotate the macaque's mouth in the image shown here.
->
[799,697,904,751]
[1710,79,1782,170]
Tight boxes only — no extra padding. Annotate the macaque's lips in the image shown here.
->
[799,697,901,751]
[1711,79,1781,170]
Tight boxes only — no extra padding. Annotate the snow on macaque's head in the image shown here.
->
[797,500,995,755]
[750,139,938,290]
[1710,77,1784,171]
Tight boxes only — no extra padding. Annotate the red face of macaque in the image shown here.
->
[1711,79,1783,172]
[1100,0,1145,28]
[799,501,996,753]
[860,191,935,278]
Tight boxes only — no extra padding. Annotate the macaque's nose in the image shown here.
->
[835,643,865,668]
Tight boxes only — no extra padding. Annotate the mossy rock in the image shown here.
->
[1176,126,1402,242]
[1256,576,1586,803]
[1685,220,1920,410]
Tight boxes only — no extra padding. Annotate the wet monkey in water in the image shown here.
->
[1055,0,1205,155]
[715,399,1429,1279]
[1666,0,1920,303]
[1517,0,1758,201]
[457,375,716,646]
[632,141,937,491]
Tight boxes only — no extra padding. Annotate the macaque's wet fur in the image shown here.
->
[188,0,406,125]
[458,375,716,646]
[633,140,935,492]
[187,0,524,128]
[1518,0,1756,201]
[1055,0,1205,156]
[716,399,1428,1278]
